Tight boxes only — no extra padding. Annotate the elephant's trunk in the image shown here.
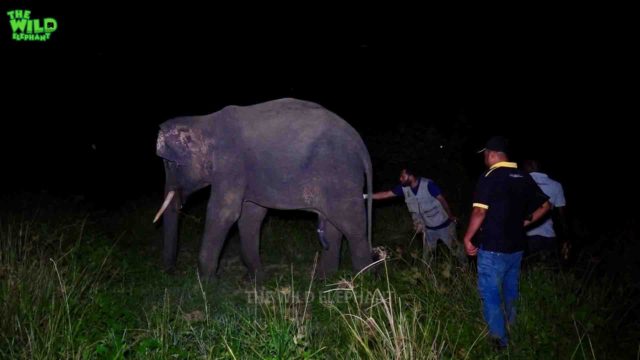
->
[159,188,181,272]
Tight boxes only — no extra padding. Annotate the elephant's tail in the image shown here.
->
[362,144,373,251]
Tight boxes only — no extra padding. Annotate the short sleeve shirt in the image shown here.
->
[391,178,442,198]
[526,172,566,237]
[472,162,549,253]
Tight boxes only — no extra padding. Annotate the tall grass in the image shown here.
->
[323,260,450,359]
[1,201,638,359]
[0,217,117,358]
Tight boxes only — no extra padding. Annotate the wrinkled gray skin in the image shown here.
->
[156,98,373,281]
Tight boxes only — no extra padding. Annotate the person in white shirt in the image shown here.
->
[522,160,568,263]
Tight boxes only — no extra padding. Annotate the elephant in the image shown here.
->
[153,98,373,281]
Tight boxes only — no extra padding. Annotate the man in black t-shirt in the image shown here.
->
[462,136,550,349]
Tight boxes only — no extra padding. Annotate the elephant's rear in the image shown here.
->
[230,98,373,267]
[252,98,373,266]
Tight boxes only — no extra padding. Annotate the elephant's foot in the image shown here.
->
[317,253,339,280]
[163,257,178,274]
[163,265,177,275]
[315,266,338,281]
[242,269,265,286]
[198,264,219,283]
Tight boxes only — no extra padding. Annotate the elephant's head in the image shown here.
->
[156,118,214,195]
[153,118,215,271]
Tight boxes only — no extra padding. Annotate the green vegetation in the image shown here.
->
[1,199,637,359]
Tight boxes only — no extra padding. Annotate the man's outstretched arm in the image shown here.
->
[372,191,396,200]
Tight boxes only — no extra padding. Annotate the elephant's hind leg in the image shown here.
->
[238,201,268,282]
[329,199,371,273]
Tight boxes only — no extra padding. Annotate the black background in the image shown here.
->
[1,2,634,219]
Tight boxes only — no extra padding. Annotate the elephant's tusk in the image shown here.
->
[153,190,175,223]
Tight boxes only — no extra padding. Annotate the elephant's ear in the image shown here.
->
[156,128,170,158]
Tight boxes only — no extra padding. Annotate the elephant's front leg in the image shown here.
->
[198,191,243,281]
[317,221,343,279]
[162,189,181,272]
[238,201,268,283]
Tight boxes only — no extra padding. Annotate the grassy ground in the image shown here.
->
[1,197,638,359]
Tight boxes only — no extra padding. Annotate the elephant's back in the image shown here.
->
[228,98,363,145]
[232,98,333,126]
[218,98,371,176]
[236,97,325,113]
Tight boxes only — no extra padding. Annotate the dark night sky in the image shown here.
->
[2,2,634,218]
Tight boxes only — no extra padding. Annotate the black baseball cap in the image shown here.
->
[477,136,509,154]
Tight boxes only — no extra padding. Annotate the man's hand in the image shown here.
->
[413,219,424,234]
[464,237,478,256]
[462,207,486,257]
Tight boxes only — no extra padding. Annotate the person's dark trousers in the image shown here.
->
[525,235,560,268]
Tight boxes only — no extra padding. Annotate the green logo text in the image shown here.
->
[7,9,57,41]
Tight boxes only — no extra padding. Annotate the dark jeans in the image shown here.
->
[526,235,559,265]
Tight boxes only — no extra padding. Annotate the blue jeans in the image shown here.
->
[477,249,523,345]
